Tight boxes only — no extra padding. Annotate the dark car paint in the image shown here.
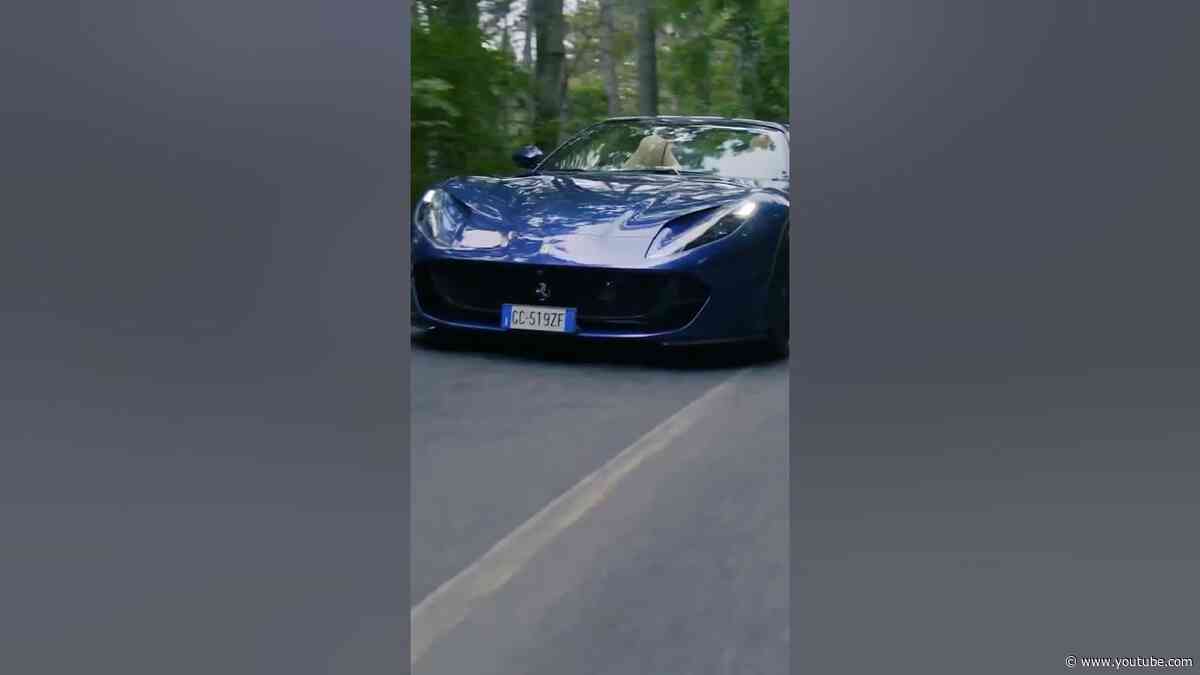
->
[411,117,789,345]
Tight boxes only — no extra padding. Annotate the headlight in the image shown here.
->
[646,200,758,258]
[414,189,468,246]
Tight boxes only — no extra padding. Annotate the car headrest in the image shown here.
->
[623,134,681,170]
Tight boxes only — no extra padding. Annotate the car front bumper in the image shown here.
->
[411,252,776,346]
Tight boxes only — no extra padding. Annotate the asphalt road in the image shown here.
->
[410,329,789,675]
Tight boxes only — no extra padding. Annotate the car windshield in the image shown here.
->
[538,120,788,181]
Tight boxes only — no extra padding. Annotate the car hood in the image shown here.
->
[429,172,774,266]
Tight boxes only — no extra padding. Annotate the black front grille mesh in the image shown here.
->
[414,260,708,332]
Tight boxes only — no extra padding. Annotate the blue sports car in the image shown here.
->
[411,116,790,357]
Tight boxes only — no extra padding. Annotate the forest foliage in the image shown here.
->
[411,0,788,207]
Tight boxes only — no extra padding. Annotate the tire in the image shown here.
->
[765,272,788,359]
[764,234,789,359]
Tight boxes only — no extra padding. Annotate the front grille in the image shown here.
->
[414,260,708,333]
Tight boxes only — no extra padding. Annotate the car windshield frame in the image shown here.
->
[536,120,789,181]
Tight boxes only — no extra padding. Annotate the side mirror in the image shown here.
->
[512,145,545,170]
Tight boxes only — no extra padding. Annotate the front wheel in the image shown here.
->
[765,277,788,359]
[764,242,789,359]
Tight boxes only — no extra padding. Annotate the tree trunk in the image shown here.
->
[500,16,512,139]
[696,34,711,110]
[533,0,565,150]
[442,0,478,28]
[522,2,533,68]
[599,0,619,115]
[732,8,759,115]
[559,60,570,137]
[524,1,536,133]
[636,0,658,116]
[500,15,511,59]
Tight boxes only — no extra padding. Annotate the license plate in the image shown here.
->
[501,304,577,333]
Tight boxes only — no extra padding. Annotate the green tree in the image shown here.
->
[532,0,567,151]
[635,0,658,115]
[411,1,524,206]
[410,0,789,205]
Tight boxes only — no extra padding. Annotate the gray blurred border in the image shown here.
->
[787,5,800,675]
[1,1,410,672]
[401,1,413,666]
[791,1,1200,673]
